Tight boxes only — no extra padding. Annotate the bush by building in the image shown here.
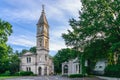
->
[104,64,120,77]
[0,71,11,76]
[68,74,86,78]
[14,71,34,76]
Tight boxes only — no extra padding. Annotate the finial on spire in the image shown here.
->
[42,4,45,12]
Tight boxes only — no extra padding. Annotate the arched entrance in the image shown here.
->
[63,65,68,74]
[38,67,42,75]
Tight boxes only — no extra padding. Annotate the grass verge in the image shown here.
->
[0,76,18,80]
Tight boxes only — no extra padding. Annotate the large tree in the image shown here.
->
[0,19,13,73]
[62,0,120,73]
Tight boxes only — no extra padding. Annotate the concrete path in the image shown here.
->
[97,76,120,80]
[5,76,104,80]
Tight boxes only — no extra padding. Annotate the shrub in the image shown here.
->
[14,71,33,76]
[13,72,20,76]
[68,74,86,78]
[104,64,120,77]
[31,74,37,76]
[0,71,11,76]
[20,71,33,76]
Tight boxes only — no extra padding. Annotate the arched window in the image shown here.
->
[45,55,47,61]
[40,56,41,61]
[29,67,31,71]
[38,67,42,75]
[44,67,47,75]
[29,57,31,63]
[76,65,78,72]
[39,38,42,47]
[27,57,31,63]
[63,65,68,73]
[26,67,31,71]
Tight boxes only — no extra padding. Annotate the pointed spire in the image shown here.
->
[37,5,48,25]
[42,4,44,12]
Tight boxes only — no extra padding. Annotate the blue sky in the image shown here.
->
[0,0,82,56]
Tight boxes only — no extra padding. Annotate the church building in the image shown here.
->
[20,5,54,75]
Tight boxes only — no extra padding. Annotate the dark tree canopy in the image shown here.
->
[29,46,36,54]
[62,0,120,65]
[53,48,79,73]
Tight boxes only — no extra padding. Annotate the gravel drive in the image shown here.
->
[5,76,105,80]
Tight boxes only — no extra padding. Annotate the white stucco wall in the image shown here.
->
[62,58,80,75]
[94,60,107,74]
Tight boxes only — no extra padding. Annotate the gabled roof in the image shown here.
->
[37,5,48,25]
[23,52,34,56]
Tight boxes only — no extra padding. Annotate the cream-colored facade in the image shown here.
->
[20,6,54,75]
[62,58,81,75]
[62,58,88,75]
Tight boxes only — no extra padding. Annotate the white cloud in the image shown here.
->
[0,0,81,22]
[50,41,66,51]
[57,0,82,18]
[49,25,73,51]
[8,34,66,51]
[1,0,82,54]
[8,35,35,47]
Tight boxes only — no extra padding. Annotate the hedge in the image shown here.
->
[104,64,120,77]
[14,71,34,76]
[0,71,11,76]
[68,74,86,78]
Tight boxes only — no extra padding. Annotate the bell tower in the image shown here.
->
[20,5,54,76]
[36,5,49,75]
[36,5,49,52]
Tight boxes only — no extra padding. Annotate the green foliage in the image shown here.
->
[14,71,34,76]
[0,71,11,76]
[0,46,21,74]
[0,19,12,43]
[19,49,28,56]
[0,19,13,74]
[18,46,36,56]
[0,19,20,74]
[104,64,120,77]
[62,0,120,74]
[53,48,79,73]
[29,46,36,54]
[85,40,109,60]
[68,74,86,78]
[9,54,21,74]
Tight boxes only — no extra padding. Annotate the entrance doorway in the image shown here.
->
[63,65,68,74]
[38,67,42,75]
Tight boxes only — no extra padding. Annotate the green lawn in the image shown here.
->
[0,76,18,80]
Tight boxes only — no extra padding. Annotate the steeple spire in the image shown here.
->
[42,4,44,12]
[37,5,48,25]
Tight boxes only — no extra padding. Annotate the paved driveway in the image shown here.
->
[5,76,104,80]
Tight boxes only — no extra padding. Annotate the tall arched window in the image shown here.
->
[38,67,42,75]
[63,65,68,73]
[27,57,31,63]
[44,67,47,75]
[39,38,42,47]
[45,55,47,61]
